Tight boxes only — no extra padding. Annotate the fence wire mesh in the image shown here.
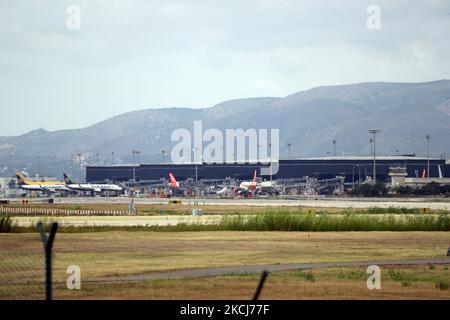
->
[0,252,44,300]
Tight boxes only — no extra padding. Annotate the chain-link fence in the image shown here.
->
[0,251,44,300]
[1,221,272,301]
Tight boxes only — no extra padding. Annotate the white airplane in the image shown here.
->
[16,172,70,193]
[63,173,122,193]
[237,170,258,192]
[234,170,278,195]
[215,186,230,195]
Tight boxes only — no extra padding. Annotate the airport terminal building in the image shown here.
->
[86,156,450,184]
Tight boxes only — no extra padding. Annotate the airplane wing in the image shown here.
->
[215,187,229,195]
[41,186,58,193]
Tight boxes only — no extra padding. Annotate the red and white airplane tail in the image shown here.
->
[422,169,426,178]
[169,173,180,189]
[249,170,257,190]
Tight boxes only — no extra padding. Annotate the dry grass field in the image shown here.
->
[53,265,450,300]
[1,231,449,299]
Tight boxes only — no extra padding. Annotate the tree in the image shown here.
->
[416,182,441,196]
[351,182,387,197]
[395,185,414,196]
[439,185,450,196]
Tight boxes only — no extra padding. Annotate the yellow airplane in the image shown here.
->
[16,172,70,193]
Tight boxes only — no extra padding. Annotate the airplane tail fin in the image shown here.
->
[63,173,73,184]
[422,169,426,178]
[169,173,179,189]
[438,165,443,179]
[253,170,257,183]
[16,172,28,186]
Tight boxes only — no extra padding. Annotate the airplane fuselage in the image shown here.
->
[19,184,70,193]
[239,181,257,190]
[66,183,122,192]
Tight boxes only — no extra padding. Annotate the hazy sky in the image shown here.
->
[1,0,450,136]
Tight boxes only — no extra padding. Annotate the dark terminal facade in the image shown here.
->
[86,156,449,184]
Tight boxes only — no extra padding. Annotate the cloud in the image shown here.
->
[252,80,284,97]
[1,0,450,135]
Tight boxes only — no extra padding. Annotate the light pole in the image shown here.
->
[369,129,381,182]
[358,164,361,186]
[269,142,272,182]
[352,164,360,188]
[333,140,337,156]
[369,138,373,156]
[352,165,355,189]
[192,147,198,182]
[161,150,166,164]
[193,147,200,197]
[195,153,198,184]
[359,164,368,183]
[111,152,115,165]
[287,143,291,160]
[132,150,136,182]
[426,134,431,178]
[77,153,82,182]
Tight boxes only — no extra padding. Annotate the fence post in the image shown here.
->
[253,271,269,300]
[38,222,58,301]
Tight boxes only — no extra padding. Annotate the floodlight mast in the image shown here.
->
[369,129,381,182]
[132,150,139,182]
[426,134,431,178]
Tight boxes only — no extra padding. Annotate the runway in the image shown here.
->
[49,196,450,210]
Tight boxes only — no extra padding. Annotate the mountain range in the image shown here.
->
[1,80,450,178]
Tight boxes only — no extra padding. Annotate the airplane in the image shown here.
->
[63,173,123,193]
[234,170,279,195]
[237,170,258,192]
[16,172,70,194]
[169,172,180,190]
[168,172,188,196]
[215,186,229,195]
